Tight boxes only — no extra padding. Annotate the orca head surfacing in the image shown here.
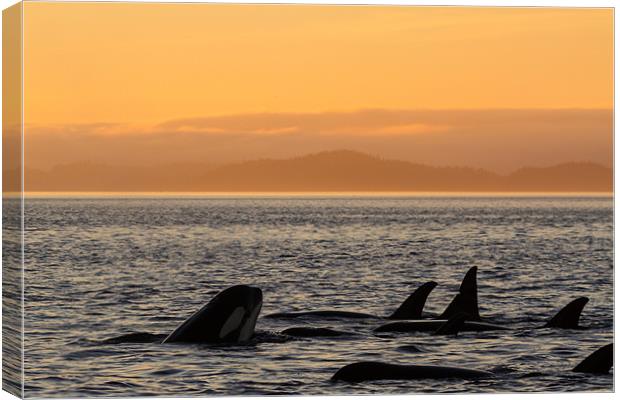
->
[438,267,480,321]
[544,297,589,329]
[163,285,263,344]
[572,343,613,374]
[388,281,438,320]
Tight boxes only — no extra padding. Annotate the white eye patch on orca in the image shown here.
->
[219,306,246,339]
[238,303,262,341]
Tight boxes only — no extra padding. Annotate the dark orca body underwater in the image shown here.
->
[331,343,614,382]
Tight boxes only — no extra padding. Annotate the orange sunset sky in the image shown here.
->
[15,4,614,183]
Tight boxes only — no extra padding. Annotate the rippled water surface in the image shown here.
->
[23,196,613,397]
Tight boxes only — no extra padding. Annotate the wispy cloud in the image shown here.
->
[156,109,455,136]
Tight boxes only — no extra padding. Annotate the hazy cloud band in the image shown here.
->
[23,108,612,173]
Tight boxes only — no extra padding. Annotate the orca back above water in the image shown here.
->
[573,343,613,374]
[331,361,493,382]
[375,319,508,334]
[282,327,352,338]
[163,285,263,344]
[265,310,377,319]
[432,312,470,336]
[264,280,438,320]
[331,343,613,383]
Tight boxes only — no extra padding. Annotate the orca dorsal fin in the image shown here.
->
[433,312,469,336]
[544,297,589,329]
[438,267,480,321]
[388,281,438,320]
[573,343,613,374]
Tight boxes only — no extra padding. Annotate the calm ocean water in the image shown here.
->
[21,196,613,397]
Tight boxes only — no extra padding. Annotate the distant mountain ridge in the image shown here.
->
[14,150,612,192]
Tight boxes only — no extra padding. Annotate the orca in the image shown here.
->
[265,281,438,320]
[331,361,493,382]
[573,343,613,374]
[331,343,613,382]
[163,285,263,344]
[375,318,508,334]
[374,296,590,334]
